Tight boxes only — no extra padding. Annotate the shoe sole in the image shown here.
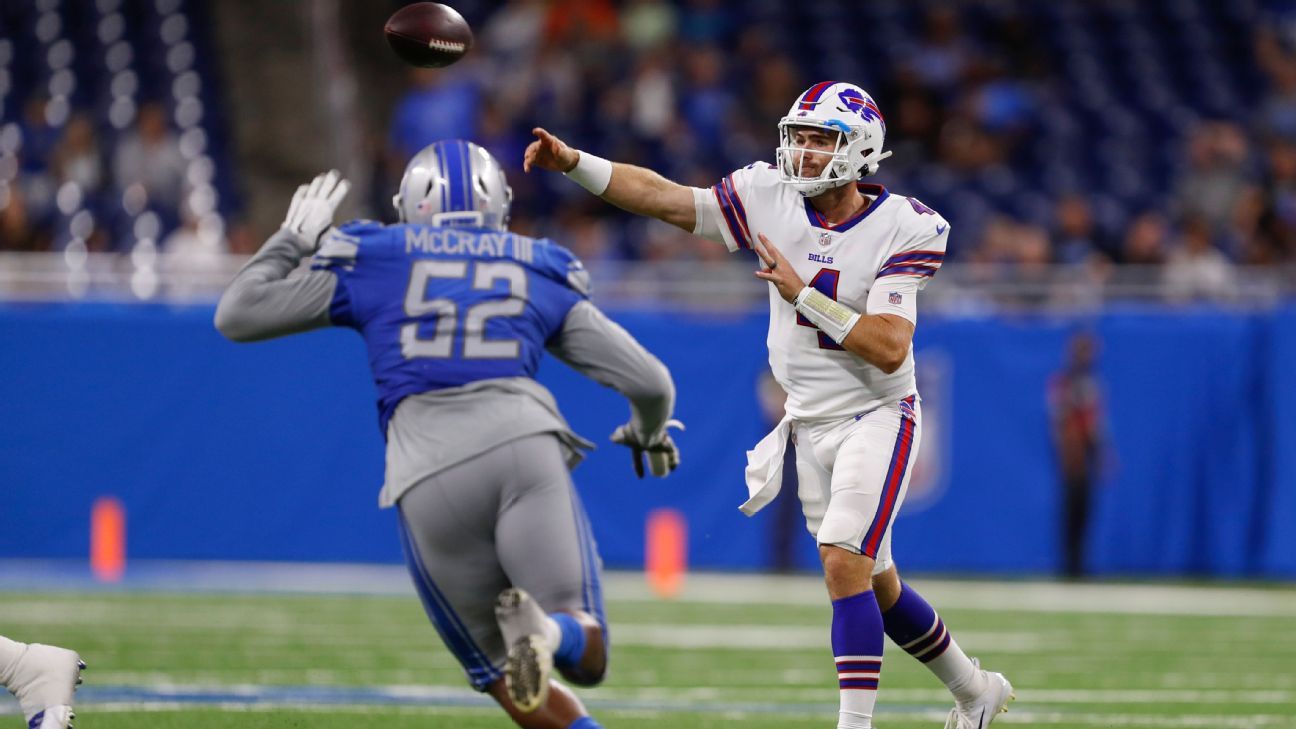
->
[504,635,551,713]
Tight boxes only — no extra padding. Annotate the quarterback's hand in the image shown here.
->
[610,419,684,478]
[281,170,350,251]
[524,127,579,174]
[754,233,806,303]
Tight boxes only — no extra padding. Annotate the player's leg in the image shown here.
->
[863,401,1014,728]
[873,565,1014,729]
[495,434,608,691]
[794,420,883,729]
[397,448,591,729]
[0,635,85,729]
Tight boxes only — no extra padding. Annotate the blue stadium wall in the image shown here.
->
[2,302,1294,578]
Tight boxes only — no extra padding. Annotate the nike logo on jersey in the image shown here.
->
[936,224,947,235]
[808,253,834,264]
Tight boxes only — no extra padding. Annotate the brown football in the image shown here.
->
[384,3,473,68]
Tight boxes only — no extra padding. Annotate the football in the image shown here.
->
[384,3,473,68]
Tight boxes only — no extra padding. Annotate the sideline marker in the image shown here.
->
[91,496,126,582]
[646,508,686,598]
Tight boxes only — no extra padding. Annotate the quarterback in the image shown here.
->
[526,81,1013,729]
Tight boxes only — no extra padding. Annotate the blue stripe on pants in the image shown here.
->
[396,511,501,689]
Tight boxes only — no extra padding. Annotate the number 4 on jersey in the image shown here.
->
[796,268,844,351]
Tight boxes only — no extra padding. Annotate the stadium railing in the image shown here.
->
[0,251,1292,311]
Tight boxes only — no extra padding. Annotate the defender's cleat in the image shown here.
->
[8,646,84,729]
[943,658,1014,729]
[28,706,74,729]
[504,634,552,713]
[495,588,553,713]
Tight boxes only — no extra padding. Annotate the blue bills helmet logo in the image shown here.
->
[838,87,885,132]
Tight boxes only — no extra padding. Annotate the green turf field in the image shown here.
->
[2,574,1294,728]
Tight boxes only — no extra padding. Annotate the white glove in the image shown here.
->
[610,419,684,478]
[281,170,350,251]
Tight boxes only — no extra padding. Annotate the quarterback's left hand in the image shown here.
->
[611,419,684,478]
[754,233,805,303]
[281,170,350,252]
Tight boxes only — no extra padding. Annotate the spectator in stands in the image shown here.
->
[1121,211,1169,265]
[14,97,60,228]
[388,67,481,162]
[1052,194,1111,264]
[1255,26,1296,140]
[621,0,678,52]
[679,45,736,168]
[678,0,733,45]
[17,96,61,179]
[628,51,677,143]
[1164,216,1238,301]
[1174,121,1258,235]
[1255,138,1296,261]
[903,6,980,98]
[0,185,47,252]
[51,115,105,199]
[112,102,186,221]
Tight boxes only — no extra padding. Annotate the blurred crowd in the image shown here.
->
[5,0,1296,303]
[375,0,1296,302]
[0,0,251,277]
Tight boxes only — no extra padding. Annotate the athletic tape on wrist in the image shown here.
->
[794,287,861,344]
[564,151,613,195]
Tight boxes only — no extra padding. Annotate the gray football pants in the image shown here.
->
[396,432,606,691]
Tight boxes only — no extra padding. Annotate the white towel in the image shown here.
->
[739,414,794,516]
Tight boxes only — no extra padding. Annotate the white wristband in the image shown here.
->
[794,287,861,344]
[564,151,613,195]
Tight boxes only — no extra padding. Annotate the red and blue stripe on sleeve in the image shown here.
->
[876,250,944,279]
[711,174,752,250]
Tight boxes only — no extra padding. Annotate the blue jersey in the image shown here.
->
[311,221,590,434]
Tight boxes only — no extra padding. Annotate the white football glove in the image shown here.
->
[610,419,684,478]
[281,170,350,251]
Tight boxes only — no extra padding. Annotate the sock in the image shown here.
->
[0,636,25,688]
[881,582,985,702]
[550,613,586,669]
[567,716,603,729]
[832,590,884,729]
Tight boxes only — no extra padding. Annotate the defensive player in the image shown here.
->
[215,142,682,729]
[0,636,84,728]
[525,82,1013,729]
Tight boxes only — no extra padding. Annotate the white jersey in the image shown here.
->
[695,162,949,420]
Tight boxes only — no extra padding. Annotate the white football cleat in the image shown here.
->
[495,588,553,713]
[6,644,85,729]
[943,658,1014,729]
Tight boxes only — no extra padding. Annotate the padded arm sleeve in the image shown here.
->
[214,230,338,342]
[547,300,676,438]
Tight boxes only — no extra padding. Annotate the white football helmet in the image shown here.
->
[393,140,513,230]
[776,81,892,197]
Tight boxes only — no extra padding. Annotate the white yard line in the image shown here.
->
[20,682,1293,707]
[2,560,1293,617]
[603,572,1296,617]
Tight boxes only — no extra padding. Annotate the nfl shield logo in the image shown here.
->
[889,291,902,305]
[818,232,832,247]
